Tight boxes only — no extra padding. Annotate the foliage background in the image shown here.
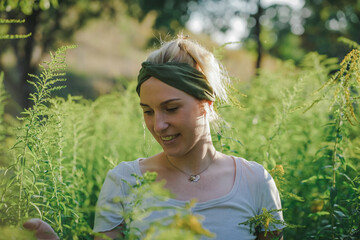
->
[0,0,359,239]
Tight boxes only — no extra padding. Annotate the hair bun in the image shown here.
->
[177,33,190,40]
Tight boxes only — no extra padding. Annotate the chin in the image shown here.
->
[162,148,186,158]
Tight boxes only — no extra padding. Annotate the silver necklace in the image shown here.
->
[166,151,216,183]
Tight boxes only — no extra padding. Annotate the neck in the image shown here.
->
[165,142,217,175]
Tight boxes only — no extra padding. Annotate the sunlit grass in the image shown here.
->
[0,44,359,239]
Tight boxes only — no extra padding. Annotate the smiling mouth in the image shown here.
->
[160,134,179,141]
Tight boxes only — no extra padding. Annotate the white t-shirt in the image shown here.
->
[94,157,284,239]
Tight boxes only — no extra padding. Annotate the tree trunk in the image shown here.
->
[254,2,263,70]
[17,10,40,109]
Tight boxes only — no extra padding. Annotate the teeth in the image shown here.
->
[161,135,176,141]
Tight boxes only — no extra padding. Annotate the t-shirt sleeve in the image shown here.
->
[257,168,285,232]
[93,169,125,233]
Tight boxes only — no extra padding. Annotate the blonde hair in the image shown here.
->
[145,34,231,129]
[145,35,230,103]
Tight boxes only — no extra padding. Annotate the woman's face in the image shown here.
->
[139,77,210,157]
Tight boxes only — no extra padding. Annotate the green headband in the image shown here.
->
[136,62,215,101]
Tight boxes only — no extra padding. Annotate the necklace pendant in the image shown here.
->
[189,175,200,182]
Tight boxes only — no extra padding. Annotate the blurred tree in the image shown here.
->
[0,0,201,109]
[250,3,306,63]
[187,0,360,67]
[123,0,198,44]
[301,0,360,60]
[0,0,125,108]
[186,0,299,69]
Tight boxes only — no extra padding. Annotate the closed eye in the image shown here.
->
[143,110,153,115]
[166,107,178,112]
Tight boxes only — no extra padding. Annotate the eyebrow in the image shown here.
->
[140,98,182,107]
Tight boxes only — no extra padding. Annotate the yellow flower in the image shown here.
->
[275,165,285,176]
[186,215,215,238]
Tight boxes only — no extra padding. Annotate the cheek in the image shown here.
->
[143,116,153,132]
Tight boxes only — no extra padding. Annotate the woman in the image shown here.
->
[24,35,284,239]
[93,35,284,239]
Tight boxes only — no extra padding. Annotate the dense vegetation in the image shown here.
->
[0,39,359,239]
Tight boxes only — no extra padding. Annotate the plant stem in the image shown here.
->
[330,109,342,239]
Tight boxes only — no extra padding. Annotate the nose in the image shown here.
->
[154,112,169,134]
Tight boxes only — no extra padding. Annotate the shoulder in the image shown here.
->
[234,156,277,196]
[111,158,141,172]
[106,158,143,184]
[235,157,270,180]
[98,159,144,200]
[138,153,164,173]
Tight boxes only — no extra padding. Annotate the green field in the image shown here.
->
[0,42,359,239]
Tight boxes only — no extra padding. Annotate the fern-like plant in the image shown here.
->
[304,38,360,239]
[1,45,76,228]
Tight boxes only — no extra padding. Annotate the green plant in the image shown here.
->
[0,37,359,240]
[95,172,214,240]
[0,19,32,39]
[0,45,80,237]
[303,43,360,239]
[239,207,300,238]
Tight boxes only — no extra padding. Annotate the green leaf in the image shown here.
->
[301,175,332,184]
[29,202,43,218]
[309,211,330,217]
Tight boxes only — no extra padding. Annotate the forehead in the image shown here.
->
[139,77,195,104]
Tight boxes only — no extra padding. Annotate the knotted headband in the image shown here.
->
[136,62,215,101]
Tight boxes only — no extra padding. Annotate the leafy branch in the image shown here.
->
[4,45,76,225]
[239,208,300,237]
[304,40,360,239]
[0,19,32,39]
[305,48,360,124]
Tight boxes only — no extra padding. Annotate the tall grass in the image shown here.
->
[0,41,359,239]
